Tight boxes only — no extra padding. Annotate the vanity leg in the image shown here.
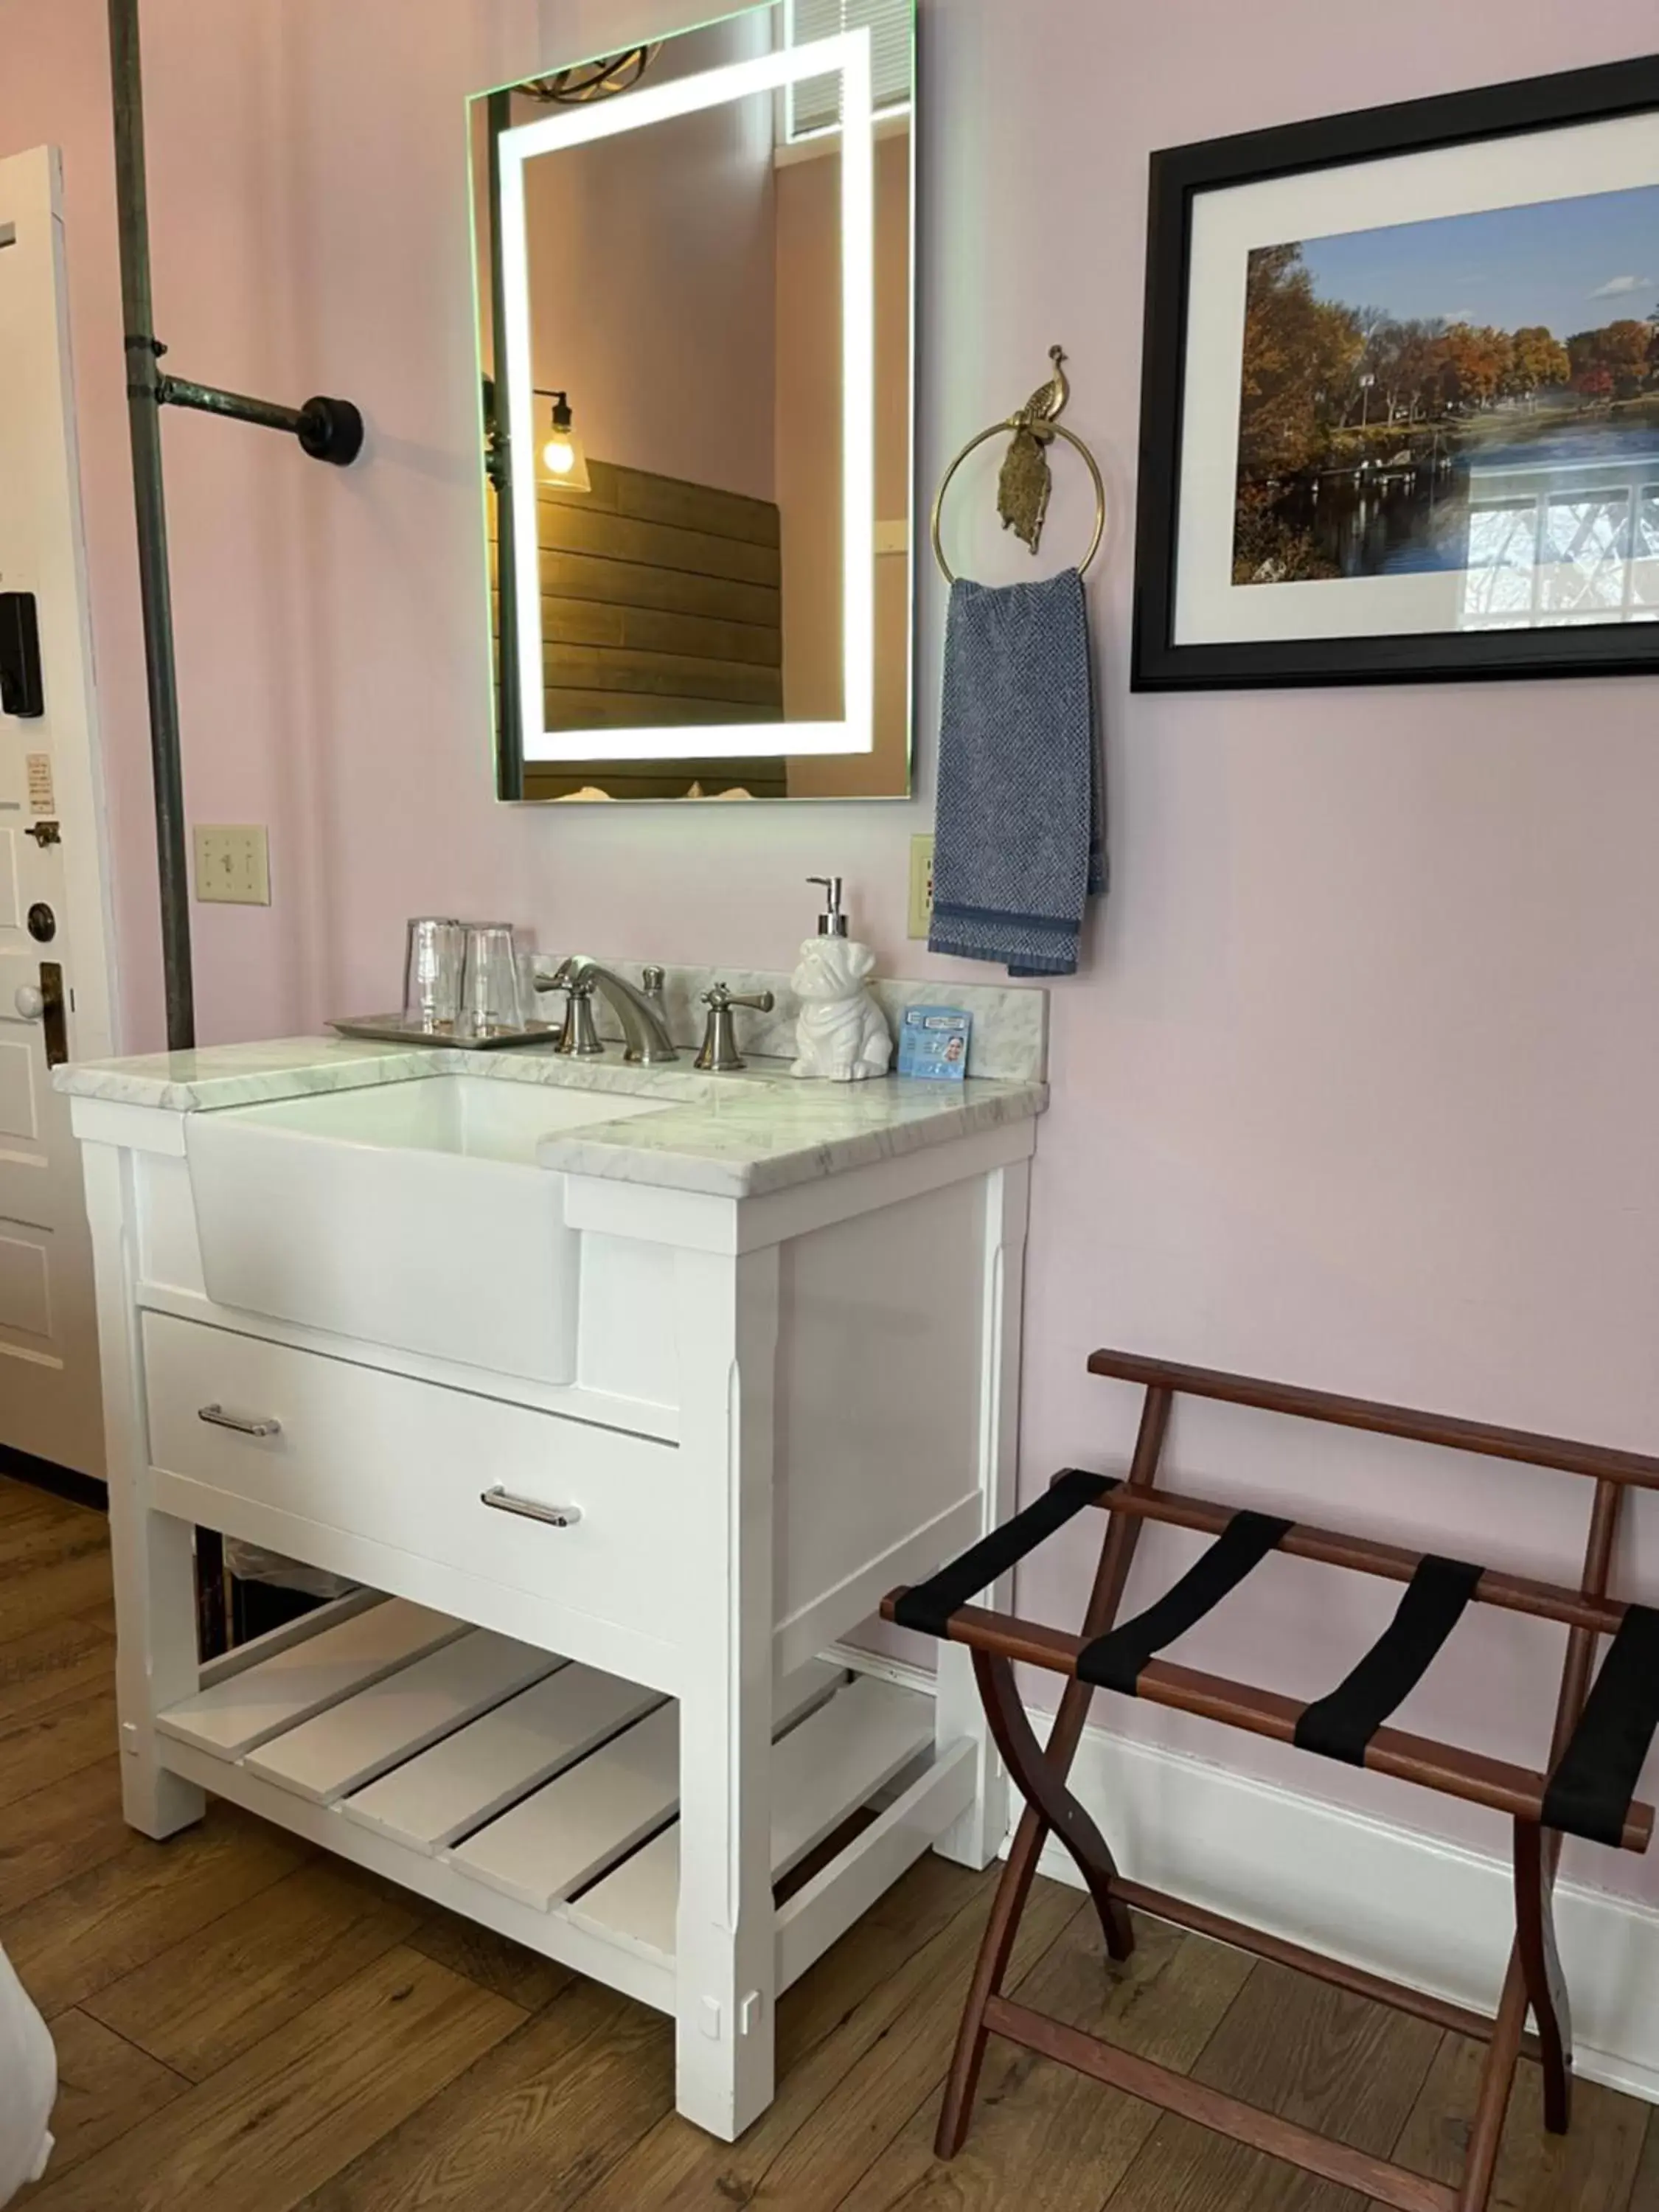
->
[672,1245,779,2139]
[934,1643,1007,1869]
[83,1144,206,1838]
[111,1502,205,1836]
[675,1666,777,2138]
[933,1161,1029,1869]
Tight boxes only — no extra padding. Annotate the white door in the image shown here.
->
[0,147,116,1478]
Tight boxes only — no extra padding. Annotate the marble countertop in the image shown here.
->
[56,1036,1047,1199]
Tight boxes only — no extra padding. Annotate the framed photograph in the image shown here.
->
[1132,56,1659,689]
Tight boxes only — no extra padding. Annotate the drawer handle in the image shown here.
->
[480,1487,581,1529]
[198,1402,282,1439]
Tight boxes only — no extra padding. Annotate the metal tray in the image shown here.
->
[329,1014,560,1051]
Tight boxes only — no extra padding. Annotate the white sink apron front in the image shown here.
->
[183,1075,672,1385]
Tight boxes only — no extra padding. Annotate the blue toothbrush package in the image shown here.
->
[898,1006,972,1081]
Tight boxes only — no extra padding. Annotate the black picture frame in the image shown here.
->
[1131,54,1659,692]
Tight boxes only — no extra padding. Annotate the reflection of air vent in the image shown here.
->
[518,46,661,105]
[785,0,911,139]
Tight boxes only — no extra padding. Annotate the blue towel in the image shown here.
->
[928,567,1104,978]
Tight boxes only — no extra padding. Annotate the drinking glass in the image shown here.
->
[402,917,465,1032]
[459,923,524,1037]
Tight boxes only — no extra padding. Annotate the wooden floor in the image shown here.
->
[1,1475,1655,2212]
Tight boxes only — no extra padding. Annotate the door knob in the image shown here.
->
[13,985,44,1020]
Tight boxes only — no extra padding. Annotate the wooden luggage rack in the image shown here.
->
[881,1349,1659,2212]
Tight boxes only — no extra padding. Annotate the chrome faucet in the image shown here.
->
[546,957,678,1064]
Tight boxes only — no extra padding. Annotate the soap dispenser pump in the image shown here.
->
[790,875,893,1083]
[810,874,849,937]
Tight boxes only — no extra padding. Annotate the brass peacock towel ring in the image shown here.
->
[931,344,1105,583]
[997,344,1071,552]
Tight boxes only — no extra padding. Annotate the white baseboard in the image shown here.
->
[1046,1717,1659,2107]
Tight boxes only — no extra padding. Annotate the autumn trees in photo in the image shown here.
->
[1566,316,1659,401]
[1237,239,1659,495]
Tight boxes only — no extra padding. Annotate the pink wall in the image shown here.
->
[3,0,1658,1899]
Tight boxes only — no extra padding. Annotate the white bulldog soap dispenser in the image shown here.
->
[790,875,893,1082]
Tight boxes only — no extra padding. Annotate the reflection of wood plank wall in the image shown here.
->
[493,459,789,799]
[537,467,784,725]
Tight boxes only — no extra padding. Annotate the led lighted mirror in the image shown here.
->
[471,1,916,801]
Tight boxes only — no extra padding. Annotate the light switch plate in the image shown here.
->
[194,824,271,905]
[907,833,934,939]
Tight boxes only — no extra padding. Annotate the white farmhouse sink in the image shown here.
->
[183,1074,671,1385]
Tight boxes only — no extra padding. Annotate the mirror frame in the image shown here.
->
[494,27,879,771]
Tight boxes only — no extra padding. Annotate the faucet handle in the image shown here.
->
[529,968,567,1043]
[703,983,775,1014]
[695,983,775,1072]
[554,975,603,1057]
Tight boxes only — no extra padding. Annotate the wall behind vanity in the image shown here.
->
[4,0,1659,1904]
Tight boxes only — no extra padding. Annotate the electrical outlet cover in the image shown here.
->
[194,824,271,906]
[907,834,934,939]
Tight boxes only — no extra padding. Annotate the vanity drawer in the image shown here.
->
[141,1312,690,1641]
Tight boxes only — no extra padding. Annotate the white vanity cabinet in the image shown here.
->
[66,1042,1043,2139]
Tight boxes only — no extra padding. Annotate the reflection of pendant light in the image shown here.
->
[519,46,660,105]
[536,388,590,493]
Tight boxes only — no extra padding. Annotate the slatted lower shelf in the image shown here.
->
[570,1668,944,1961]
[156,1593,944,1995]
